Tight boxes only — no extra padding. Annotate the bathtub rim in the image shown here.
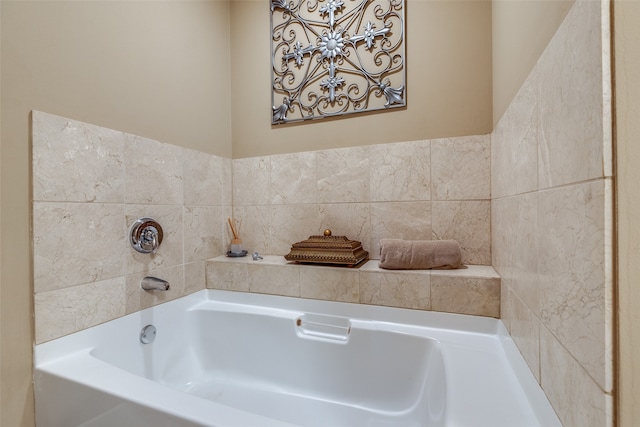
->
[35,289,503,364]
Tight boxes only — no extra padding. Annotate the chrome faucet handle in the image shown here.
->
[130,218,163,254]
[141,226,159,253]
[252,252,263,261]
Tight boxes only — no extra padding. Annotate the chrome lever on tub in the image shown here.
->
[141,276,170,291]
[130,217,163,254]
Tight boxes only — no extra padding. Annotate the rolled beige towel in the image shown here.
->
[379,239,463,270]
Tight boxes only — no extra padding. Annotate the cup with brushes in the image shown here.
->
[227,217,247,257]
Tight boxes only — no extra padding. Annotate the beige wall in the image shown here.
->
[231,0,493,158]
[2,1,232,156]
[0,2,231,425]
[0,0,2,417]
[232,0,575,155]
[0,1,35,424]
[615,1,640,425]
[0,1,3,424]
[492,0,573,125]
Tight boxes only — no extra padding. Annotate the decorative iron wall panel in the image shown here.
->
[271,0,406,124]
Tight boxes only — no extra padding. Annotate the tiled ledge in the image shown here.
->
[205,256,500,318]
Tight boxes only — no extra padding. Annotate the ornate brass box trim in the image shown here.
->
[284,231,368,267]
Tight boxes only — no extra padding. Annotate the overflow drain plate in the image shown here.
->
[140,324,157,344]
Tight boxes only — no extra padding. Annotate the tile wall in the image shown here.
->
[231,134,491,263]
[32,109,493,343]
[32,111,232,343]
[491,0,613,425]
[206,258,500,317]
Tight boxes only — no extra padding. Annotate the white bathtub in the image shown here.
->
[35,290,562,427]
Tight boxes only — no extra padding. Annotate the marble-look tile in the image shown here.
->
[34,277,126,344]
[431,135,491,200]
[370,201,431,259]
[431,201,491,265]
[359,261,498,280]
[317,146,370,203]
[602,178,615,394]
[125,264,185,314]
[206,257,504,317]
[233,156,271,206]
[429,264,499,279]
[360,270,429,310]
[492,193,539,313]
[205,259,250,292]
[183,205,225,262]
[231,205,272,255]
[124,134,183,205]
[33,202,125,293]
[300,266,359,303]
[491,70,538,199]
[488,4,613,424]
[537,0,604,189]
[600,0,613,181]
[319,203,371,254]
[270,204,321,255]
[32,111,125,203]
[209,254,288,266]
[358,259,392,272]
[184,261,206,295]
[540,326,610,427]
[491,198,510,279]
[500,284,513,333]
[271,151,317,204]
[509,291,541,383]
[248,263,300,297]
[431,276,500,317]
[183,149,228,206]
[538,180,608,390]
[369,140,431,202]
[221,157,233,207]
[125,205,184,274]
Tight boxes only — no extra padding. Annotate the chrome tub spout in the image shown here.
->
[141,276,170,291]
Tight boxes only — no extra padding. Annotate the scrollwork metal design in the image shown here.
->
[271,0,406,124]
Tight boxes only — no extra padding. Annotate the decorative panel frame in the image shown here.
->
[271,0,406,124]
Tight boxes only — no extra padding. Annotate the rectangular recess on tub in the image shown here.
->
[295,313,351,342]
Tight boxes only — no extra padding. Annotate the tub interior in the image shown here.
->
[89,306,446,426]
